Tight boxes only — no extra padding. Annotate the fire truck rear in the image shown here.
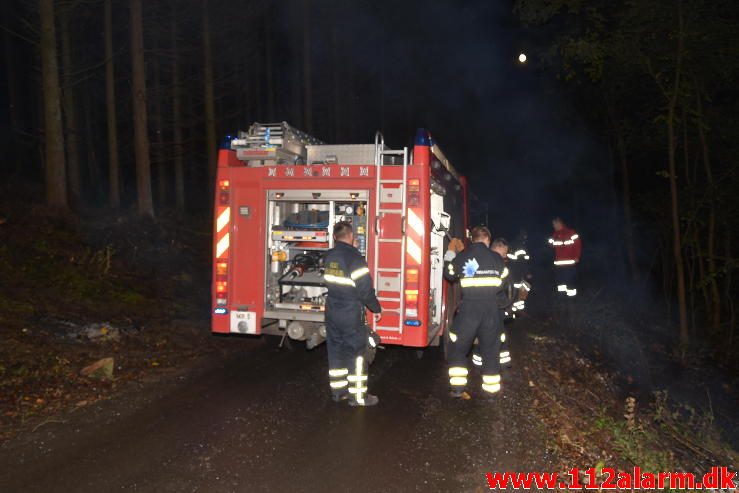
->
[211,122,468,349]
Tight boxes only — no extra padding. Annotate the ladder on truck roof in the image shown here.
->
[372,131,409,336]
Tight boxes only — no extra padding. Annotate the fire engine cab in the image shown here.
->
[211,122,468,349]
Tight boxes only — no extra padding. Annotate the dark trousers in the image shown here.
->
[448,301,502,394]
[554,265,577,296]
[325,299,368,400]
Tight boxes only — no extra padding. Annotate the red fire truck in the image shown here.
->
[211,122,468,349]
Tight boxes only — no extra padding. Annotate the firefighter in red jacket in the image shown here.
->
[548,217,582,297]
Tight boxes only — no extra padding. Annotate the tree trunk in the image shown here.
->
[302,0,312,132]
[171,10,185,211]
[60,9,81,207]
[264,14,275,121]
[39,0,67,208]
[666,2,689,351]
[202,0,217,193]
[695,88,721,332]
[332,25,341,142]
[153,59,166,206]
[3,1,20,171]
[83,88,100,200]
[129,0,154,217]
[616,133,639,281]
[104,0,120,208]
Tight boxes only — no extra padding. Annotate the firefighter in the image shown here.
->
[508,229,532,312]
[491,238,513,368]
[548,217,582,297]
[323,221,382,406]
[444,226,506,399]
[472,237,513,370]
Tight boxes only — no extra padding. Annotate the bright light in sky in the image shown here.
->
[518,53,527,63]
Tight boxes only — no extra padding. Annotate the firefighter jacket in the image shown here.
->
[549,226,582,266]
[322,241,381,313]
[444,242,507,301]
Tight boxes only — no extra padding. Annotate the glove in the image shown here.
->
[448,238,464,254]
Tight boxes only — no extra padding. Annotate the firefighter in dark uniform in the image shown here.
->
[472,237,513,370]
[322,221,382,406]
[444,226,506,399]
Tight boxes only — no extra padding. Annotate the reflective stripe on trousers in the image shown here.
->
[348,356,368,404]
[449,366,468,387]
[329,367,349,389]
[482,374,501,394]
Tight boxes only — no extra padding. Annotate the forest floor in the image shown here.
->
[0,201,737,490]
[0,201,231,442]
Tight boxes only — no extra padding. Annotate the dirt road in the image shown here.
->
[0,327,553,492]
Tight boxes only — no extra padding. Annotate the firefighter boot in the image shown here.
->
[331,390,349,403]
[449,388,472,400]
[348,393,379,407]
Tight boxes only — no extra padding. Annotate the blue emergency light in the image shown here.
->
[415,128,433,146]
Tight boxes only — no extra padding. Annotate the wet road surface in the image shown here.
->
[1,325,553,492]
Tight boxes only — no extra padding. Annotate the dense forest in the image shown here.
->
[514,0,739,360]
[2,0,738,363]
[3,0,421,214]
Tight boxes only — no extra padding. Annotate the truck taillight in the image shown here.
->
[216,261,228,276]
[405,269,419,317]
[408,178,420,207]
[218,179,230,205]
[216,280,228,306]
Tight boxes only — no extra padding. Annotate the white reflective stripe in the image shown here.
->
[507,253,516,260]
[353,356,366,404]
[500,356,511,364]
[499,351,510,358]
[407,237,423,264]
[548,238,554,244]
[472,354,482,361]
[571,234,579,240]
[460,276,502,287]
[557,284,568,291]
[566,289,577,297]
[521,282,531,291]
[500,332,506,342]
[564,240,574,245]
[501,267,509,279]
[324,274,356,287]
[482,374,501,384]
[407,208,424,237]
[449,332,458,343]
[329,368,349,377]
[350,267,370,280]
[330,380,348,389]
[450,376,468,386]
[513,283,522,288]
[554,259,576,265]
[216,233,230,258]
[524,255,530,260]
[515,249,527,256]
[347,375,368,382]
[449,366,468,377]
[472,359,482,367]
[216,207,230,233]
[482,383,501,393]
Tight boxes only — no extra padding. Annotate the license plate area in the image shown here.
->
[230,311,257,334]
